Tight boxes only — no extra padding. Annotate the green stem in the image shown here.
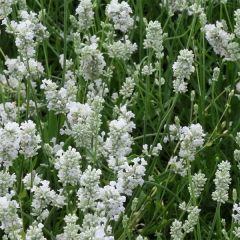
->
[63,0,68,85]
[207,203,221,240]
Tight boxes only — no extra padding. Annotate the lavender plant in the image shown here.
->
[0,0,240,239]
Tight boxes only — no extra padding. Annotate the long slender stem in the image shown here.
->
[63,0,68,85]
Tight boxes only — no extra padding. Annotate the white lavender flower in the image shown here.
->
[188,172,207,198]
[142,143,162,157]
[116,157,147,196]
[170,219,184,240]
[187,3,204,16]
[234,9,240,38]
[79,213,114,239]
[141,64,155,76]
[41,77,77,114]
[0,196,22,240]
[20,120,41,158]
[236,132,240,147]
[144,20,165,59]
[31,180,65,221]
[182,206,200,234]
[0,0,17,19]
[54,147,82,186]
[179,123,205,161]
[119,77,135,100]
[103,105,136,171]
[25,222,46,240]
[0,102,17,127]
[233,226,240,238]
[204,21,240,61]
[172,49,195,93]
[233,203,240,224]
[209,66,220,84]
[106,0,134,33]
[2,57,27,92]
[98,182,126,220]
[56,214,81,240]
[62,100,103,151]
[168,123,205,176]
[234,149,240,170]
[4,10,49,58]
[169,0,189,13]
[87,78,109,100]
[0,171,16,197]
[0,122,21,168]
[75,0,94,31]
[79,41,106,81]
[22,171,42,190]
[212,160,231,203]
[168,156,187,176]
[77,165,101,212]
[107,37,137,61]
[170,204,200,239]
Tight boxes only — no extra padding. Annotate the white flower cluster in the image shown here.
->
[209,66,220,84]
[79,41,106,81]
[142,143,162,157]
[3,120,41,162]
[168,123,205,176]
[204,21,240,61]
[234,9,240,38]
[179,124,205,161]
[1,56,44,94]
[234,132,240,170]
[4,10,49,59]
[0,0,17,19]
[41,78,77,114]
[41,55,77,114]
[87,78,109,101]
[107,37,137,61]
[75,0,94,31]
[141,63,155,76]
[188,171,207,198]
[119,77,136,100]
[106,0,134,33]
[20,120,41,158]
[1,9,47,99]
[54,147,82,186]
[116,157,147,196]
[161,0,205,17]
[41,66,77,114]
[98,182,126,220]
[164,0,189,14]
[212,160,231,203]
[232,203,240,238]
[79,213,113,239]
[62,100,102,150]
[77,166,101,212]
[0,122,21,168]
[104,0,137,63]
[22,171,42,190]
[144,20,166,59]
[25,222,46,240]
[172,49,195,93]
[56,214,81,240]
[0,102,17,127]
[0,57,25,92]
[170,204,201,240]
[30,180,65,221]
[0,196,23,240]
[0,171,16,197]
[103,105,136,170]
